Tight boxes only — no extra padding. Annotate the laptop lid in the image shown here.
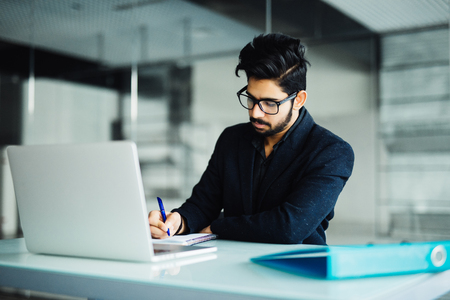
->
[7,141,216,262]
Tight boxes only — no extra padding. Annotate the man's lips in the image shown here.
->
[250,118,269,129]
[253,122,267,129]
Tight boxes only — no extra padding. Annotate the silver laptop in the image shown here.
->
[6,141,216,262]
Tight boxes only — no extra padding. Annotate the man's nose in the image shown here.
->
[250,103,265,118]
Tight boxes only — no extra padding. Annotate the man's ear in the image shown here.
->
[293,90,307,110]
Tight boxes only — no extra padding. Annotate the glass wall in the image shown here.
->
[0,0,265,238]
[0,0,378,239]
[0,1,261,217]
[5,0,445,244]
[378,27,450,240]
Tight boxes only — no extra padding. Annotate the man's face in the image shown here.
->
[246,77,295,138]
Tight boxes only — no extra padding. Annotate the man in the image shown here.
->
[149,33,354,245]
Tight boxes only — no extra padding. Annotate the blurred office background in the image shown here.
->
[0,0,449,246]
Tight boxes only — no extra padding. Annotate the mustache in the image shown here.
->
[250,117,270,126]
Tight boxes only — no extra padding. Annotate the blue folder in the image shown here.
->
[251,241,450,279]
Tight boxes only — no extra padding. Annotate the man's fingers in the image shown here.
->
[148,210,162,224]
[150,221,170,239]
[167,213,180,232]
[148,210,178,238]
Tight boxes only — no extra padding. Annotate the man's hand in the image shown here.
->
[148,211,182,239]
[200,225,212,234]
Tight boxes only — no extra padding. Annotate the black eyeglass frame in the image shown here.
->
[237,85,298,115]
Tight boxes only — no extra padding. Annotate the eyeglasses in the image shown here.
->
[237,85,297,115]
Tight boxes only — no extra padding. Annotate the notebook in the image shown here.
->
[6,141,217,262]
[153,233,218,246]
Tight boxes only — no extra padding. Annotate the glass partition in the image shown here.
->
[0,0,263,223]
[3,0,446,244]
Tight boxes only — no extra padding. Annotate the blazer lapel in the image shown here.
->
[238,127,255,215]
[256,142,296,210]
[255,110,315,211]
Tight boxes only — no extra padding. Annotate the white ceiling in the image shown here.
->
[0,0,260,67]
[0,0,448,68]
[322,0,449,33]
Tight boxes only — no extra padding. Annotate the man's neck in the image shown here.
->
[264,132,285,150]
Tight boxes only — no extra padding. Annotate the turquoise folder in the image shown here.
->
[251,241,450,279]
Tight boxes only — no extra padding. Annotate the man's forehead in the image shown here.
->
[247,78,286,98]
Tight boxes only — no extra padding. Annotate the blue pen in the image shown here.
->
[157,197,170,236]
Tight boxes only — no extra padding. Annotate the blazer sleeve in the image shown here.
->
[172,128,230,233]
[210,139,354,244]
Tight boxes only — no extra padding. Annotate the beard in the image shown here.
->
[250,108,293,138]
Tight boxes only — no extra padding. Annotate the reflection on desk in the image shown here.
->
[1,238,450,300]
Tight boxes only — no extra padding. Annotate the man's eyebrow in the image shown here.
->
[246,91,278,101]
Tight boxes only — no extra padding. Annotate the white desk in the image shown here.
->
[1,238,449,300]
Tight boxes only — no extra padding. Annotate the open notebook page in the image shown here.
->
[152,233,217,246]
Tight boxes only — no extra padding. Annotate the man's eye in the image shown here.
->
[262,101,277,108]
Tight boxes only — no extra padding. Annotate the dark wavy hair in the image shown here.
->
[235,33,310,94]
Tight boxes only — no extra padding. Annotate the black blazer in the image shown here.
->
[174,108,354,245]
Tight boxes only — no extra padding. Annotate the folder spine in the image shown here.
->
[330,242,450,279]
[251,241,450,280]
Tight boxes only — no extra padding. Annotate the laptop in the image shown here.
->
[6,141,216,262]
